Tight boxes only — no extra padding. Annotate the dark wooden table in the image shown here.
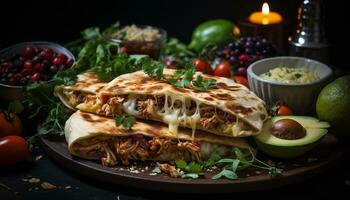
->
[1,144,350,200]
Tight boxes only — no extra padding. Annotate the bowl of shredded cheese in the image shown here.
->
[247,56,333,114]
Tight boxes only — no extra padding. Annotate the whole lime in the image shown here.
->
[316,75,350,135]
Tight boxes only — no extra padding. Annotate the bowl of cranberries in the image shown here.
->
[0,41,75,102]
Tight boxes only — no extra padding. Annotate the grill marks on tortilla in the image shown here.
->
[216,82,242,91]
[210,93,235,101]
[227,104,253,114]
[81,112,108,123]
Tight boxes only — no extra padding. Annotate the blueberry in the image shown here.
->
[0,77,7,84]
[19,77,28,85]
[49,65,58,74]
[229,56,238,64]
[32,55,42,64]
[7,73,13,78]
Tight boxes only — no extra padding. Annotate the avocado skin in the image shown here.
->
[255,139,320,159]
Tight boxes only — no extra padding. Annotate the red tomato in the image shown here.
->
[0,135,28,166]
[214,61,232,78]
[277,105,294,115]
[232,76,249,88]
[0,111,23,137]
[193,58,213,75]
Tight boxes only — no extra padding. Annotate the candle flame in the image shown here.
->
[262,2,270,15]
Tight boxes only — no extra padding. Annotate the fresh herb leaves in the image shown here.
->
[115,115,136,129]
[160,38,196,63]
[175,159,203,179]
[192,75,216,91]
[142,58,164,80]
[212,169,238,180]
[7,100,24,114]
[210,148,283,180]
[142,62,216,91]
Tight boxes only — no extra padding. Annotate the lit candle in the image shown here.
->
[249,2,282,25]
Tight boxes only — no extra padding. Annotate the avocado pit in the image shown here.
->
[271,119,306,140]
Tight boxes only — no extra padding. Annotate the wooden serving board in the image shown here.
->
[40,134,344,193]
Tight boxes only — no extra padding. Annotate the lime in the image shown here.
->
[316,75,350,134]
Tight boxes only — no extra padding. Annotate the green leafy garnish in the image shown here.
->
[175,159,203,179]
[8,100,24,114]
[192,75,217,91]
[115,115,136,129]
[169,67,195,88]
[143,62,216,91]
[91,54,146,82]
[52,68,77,86]
[160,38,196,63]
[152,167,161,174]
[209,148,283,180]
[141,58,164,80]
[212,169,238,180]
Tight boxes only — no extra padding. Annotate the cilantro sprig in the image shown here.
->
[175,159,203,179]
[174,148,282,180]
[142,62,216,91]
[115,115,136,129]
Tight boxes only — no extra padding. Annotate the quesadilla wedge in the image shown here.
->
[58,69,267,138]
[56,72,107,110]
[65,111,253,166]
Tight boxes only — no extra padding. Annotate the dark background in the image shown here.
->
[1,1,350,199]
[0,0,348,69]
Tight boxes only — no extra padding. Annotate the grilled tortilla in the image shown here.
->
[56,72,107,110]
[57,69,268,138]
[65,111,252,166]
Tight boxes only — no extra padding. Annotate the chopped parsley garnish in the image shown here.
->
[142,62,216,91]
[175,148,283,180]
[115,115,136,129]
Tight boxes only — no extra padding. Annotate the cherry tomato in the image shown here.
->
[231,76,249,88]
[0,110,23,137]
[0,135,28,166]
[277,105,294,115]
[193,58,213,75]
[214,61,231,78]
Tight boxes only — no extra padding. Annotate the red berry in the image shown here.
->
[19,56,25,63]
[42,47,53,55]
[20,68,32,76]
[30,73,41,81]
[236,67,247,77]
[1,61,14,69]
[14,73,22,80]
[238,54,248,62]
[52,57,64,66]
[8,77,17,85]
[22,46,36,58]
[56,54,67,62]
[34,63,45,73]
[24,61,33,69]
[65,58,74,67]
[40,50,54,61]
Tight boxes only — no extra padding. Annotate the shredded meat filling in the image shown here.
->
[75,135,201,167]
[101,95,236,129]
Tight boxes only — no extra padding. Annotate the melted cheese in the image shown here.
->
[76,98,102,113]
[122,95,141,115]
[157,94,201,138]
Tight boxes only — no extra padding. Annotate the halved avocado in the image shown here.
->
[254,116,330,159]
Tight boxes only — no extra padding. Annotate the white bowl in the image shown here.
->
[247,56,333,115]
